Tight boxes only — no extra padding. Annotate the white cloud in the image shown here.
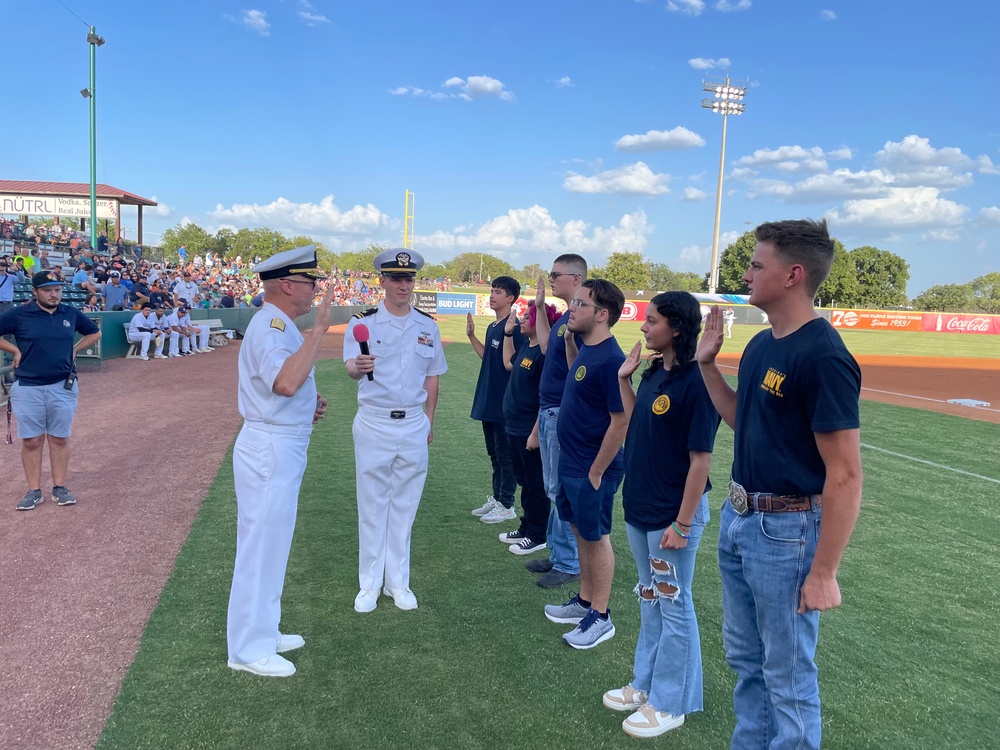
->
[564,162,671,195]
[820,9,837,20]
[210,196,389,236]
[975,155,1000,175]
[825,187,968,229]
[614,126,705,152]
[556,76,574,88]
[226,9,270,36]
[688,57,731,70]
[874,135,974,188]
[736,145,852,171]
[677,244,707,270]
[716,0,751,10]
[923,228,961,242]
[667,0,705,16]
[416,207,652,257]
[444,75,515,102]
[743,168,893,202]
[179,216,195,227]
[388,86,448,100]
[297,11,330,25]
[681,187,708,201]
[147,196,174,218]
[978,206,1000,225]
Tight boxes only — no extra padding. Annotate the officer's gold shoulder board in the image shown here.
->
[270,318,286,331]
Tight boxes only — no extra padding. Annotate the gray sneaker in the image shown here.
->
[544,593,589,624]
[16,489,44,511]
[52,486,78,506]
[563,609,615,650]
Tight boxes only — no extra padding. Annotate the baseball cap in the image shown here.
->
[32,271,62,288]
[110,270,121,277]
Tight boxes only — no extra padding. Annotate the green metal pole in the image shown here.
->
[89,26,98,250]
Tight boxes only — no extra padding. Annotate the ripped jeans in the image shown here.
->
[624,493,709,717]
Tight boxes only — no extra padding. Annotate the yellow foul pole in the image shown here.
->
[403,190,415,249]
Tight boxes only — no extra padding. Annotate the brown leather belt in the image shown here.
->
[728,480,821,516]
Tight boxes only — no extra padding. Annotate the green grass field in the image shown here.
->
[97,341,1000,750]
[442,315,1000,360]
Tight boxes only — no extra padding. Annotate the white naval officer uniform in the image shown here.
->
[227,301,316,665]
[344,303,447,593]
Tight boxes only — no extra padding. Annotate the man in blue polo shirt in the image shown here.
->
[466,277,526,524]
[543,279,628,650]
[529,254,587,588]
[0,271,101,511]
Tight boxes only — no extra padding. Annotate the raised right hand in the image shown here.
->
[696,306,725,365]
[535,273,546,306]
[465,312,475,337]
[618,341,642,379]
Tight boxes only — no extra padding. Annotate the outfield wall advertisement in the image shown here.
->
[831,309,924,331]
[921,313,1000,335]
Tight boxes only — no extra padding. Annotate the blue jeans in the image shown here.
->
[537,407,579,575]
[626,495,709,717]
[718,499,822,750]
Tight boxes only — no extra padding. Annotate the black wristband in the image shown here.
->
[504,331,514,337]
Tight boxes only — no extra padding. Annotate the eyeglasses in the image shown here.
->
[549,271,579,280]
[282,278,318,289]
[569,299,604,311]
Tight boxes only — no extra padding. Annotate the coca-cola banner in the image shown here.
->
[922,313,1000,335]
[831,309,924,331]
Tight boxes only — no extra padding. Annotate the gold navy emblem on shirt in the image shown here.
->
[270,318,286,331]
[652,395,671,415]
[520,357,534,370]
[574,365,586,381]
[760,367,786,397]
[557,324,567,337]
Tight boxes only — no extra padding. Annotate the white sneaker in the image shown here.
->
[622,704,684,738]
[169,352,181,358]
[471,496,498,517]
[199,347,213,353]
[140,354,149,360]
[153,353,168,359]
[228,654,296,678]
[385,586,418,610]
[276,634,305,653]
[481,504,516,524]
[603,685,648,712]
[354,588,379,613]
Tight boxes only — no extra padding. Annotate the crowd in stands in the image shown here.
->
[0,240,385,311]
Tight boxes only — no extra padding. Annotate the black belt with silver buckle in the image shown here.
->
[390,410,406,420]
[727,480,821,516]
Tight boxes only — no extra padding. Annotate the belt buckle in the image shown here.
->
[728,480,750,516]
[390,410,406,420]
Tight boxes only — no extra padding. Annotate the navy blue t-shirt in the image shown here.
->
[557,336,626,481]
[470,318,526,423]
[538,310,582,409]
[733,317,861,496]
[623,360,720,531]
[0,302,100,386]
[503,341,544,437]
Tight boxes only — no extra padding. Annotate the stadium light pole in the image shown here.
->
[84,27,105,249]
[701,74,747,294]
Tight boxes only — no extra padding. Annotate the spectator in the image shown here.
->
[0,257,17,316]
[97,231,109,255]
[102,271,129,311]
[173,271,199,308]
[82,293,101,312]
[72,264,98,295]
[131,275,152,306]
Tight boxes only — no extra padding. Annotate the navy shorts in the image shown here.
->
[556,474,619,542]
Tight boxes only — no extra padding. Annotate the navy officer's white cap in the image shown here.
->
[374,248,423,275]
[253,245,326,280]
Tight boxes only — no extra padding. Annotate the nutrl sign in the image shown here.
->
[0,194,118,219]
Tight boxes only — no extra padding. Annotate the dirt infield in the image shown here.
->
[0,333,994,749]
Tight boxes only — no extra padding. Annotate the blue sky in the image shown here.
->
[5,0,999,294]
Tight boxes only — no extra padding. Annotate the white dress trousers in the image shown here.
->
[227,421,312,664]
[354,405,430,591]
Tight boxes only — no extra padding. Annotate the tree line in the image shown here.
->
[158,221,996,312]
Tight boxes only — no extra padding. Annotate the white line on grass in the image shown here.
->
[861,443,1000,485]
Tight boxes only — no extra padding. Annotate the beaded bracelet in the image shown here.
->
[671,522,691,539]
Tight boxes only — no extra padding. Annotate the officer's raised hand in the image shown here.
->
[313,279,336,333]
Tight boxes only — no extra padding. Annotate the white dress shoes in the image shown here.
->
[354,588,380,613]
[227,653,296,677]
[276,634,305,653]
[385,587,418,610]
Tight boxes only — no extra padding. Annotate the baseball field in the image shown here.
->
[2,320,998,749]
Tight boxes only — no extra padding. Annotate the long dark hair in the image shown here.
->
[643,291,702,380]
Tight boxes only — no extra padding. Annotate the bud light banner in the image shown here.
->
[921,313,1000,335]
[435,293,477,315]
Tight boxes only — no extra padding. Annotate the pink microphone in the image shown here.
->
[353,323,374,381]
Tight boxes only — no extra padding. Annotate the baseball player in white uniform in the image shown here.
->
[127,302,166,359]
[178,306,213,353]
[227,245,334,678]
[344,249,447,613]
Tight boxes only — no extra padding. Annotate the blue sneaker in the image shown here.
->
[563,609,615,650]
[16,489,44,511]
[544,593,589,624]
[53,486,78,506]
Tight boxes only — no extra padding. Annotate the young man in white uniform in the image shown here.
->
[178,305,213,353]
[344,249,447,613]
[126,302,166,360]
[227,245,334,678]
